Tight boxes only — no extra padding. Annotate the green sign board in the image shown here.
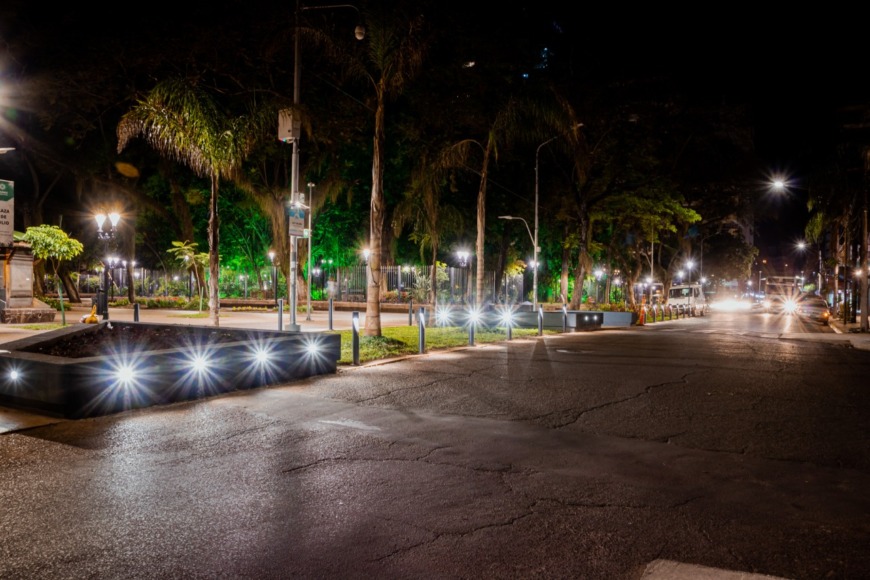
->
[0,179,13,201]
[0,179,13,245]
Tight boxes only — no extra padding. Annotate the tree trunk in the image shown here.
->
[569,201,592,309]
[208,175,221,327]
[861,192,868,331]
[560,228,570,304]
[429,243,438,306]
[59,265,81,304]
[475,142,492,306]
[366,86,386,336]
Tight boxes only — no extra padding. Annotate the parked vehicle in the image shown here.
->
[667,284,708,315]
[796,295,831,325]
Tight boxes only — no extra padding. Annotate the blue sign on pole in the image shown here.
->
[286,205,306,237]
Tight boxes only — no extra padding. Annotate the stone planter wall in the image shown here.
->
[0,322,340,419]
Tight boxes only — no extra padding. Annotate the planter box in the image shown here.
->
[0,322,340,419]
[510,310,603,331]
[601,311,636,327]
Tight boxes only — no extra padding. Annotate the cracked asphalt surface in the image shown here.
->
[0,313,868,579]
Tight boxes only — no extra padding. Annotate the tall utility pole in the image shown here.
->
[284,1,363,330]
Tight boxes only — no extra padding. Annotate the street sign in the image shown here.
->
[0,180,14,246]
[287,205,306,237]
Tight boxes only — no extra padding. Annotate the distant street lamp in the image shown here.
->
[306,181,315,321]
[107,256,118,303]
[685,260,695,284]
[457,250,470,304]
[498,215,537,308]
[269,250,277,307]
[533,123,582,308]
[94,211,121,319]
[313,267,321,298]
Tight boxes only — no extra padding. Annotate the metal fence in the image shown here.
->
[313,264,526,305]
[70,264,529,305]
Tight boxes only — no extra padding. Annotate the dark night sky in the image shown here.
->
[3,3,868,267]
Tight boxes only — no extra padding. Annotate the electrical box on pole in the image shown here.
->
[278,109,301,143]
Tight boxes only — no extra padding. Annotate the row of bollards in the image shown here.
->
[352,305,522,366]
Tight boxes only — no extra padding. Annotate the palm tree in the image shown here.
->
[324,2,428,336]
[117,77,260,327]
[393,151,463,304]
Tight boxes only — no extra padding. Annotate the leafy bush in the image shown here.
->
[41,297,63,311]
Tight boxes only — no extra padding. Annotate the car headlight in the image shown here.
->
[783,299,798,314]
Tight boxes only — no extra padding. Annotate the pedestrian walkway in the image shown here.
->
[828,316,870,350]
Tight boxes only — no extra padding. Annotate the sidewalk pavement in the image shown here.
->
[827,315,870,350]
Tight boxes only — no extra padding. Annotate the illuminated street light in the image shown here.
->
[457,250,470,304]
[94,211,121,319]
[499,215,536,309]
[268,250,278,307]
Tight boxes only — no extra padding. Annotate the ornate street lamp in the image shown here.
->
[94,211,120,319]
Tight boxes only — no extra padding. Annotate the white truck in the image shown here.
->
[667,283,708,315]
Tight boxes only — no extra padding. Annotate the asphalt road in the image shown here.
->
[0,310,867,579]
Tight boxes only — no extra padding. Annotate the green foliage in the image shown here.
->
[314,197,369,268]
[411,273,431,303]
[22,225,84,274]
[41,297,64,311]
[133,296,196,309]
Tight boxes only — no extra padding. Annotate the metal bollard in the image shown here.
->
[506,314,512,341]
[409,300,413,326]
[352,311,360,365]
[133,303,140,322]
[538,306,544,336]
[278,299,284,331]
[468,311,475,346]
[328,298,334,331]
[418,306,426,354]
[562,303,568,332]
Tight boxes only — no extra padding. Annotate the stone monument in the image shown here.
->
[0,242,56,323]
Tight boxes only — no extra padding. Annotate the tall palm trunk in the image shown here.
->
[366,85,387,336]
[475,142,492,305]
[429,243,438,305]
[208,174,220,327]
[570,199,593,309]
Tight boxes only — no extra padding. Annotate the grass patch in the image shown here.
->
[167,312,210,319]
[336,325,554,365]
[17,323,67,331]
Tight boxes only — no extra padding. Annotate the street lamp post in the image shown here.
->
[306,181,315,321]
[457,250,469,304]
[283,2,364,331]
[94,211,120,319]
[269,250,277,307]
[531,124,582,309]
[685,260,695,284]
[108,256,118,303]
[498,215,536,308]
